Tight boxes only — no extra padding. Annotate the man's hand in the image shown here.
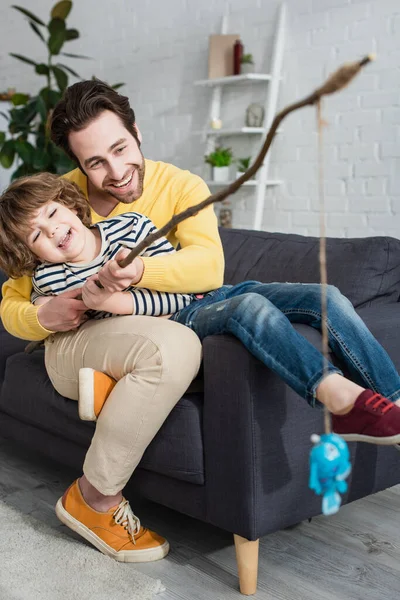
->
[81,275,113,311]
[36,288,88,332]
[97,249,144,292]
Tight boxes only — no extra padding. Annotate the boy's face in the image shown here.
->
[23,201,91,264]
[68,110,145,204]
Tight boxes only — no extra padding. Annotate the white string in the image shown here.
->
[317,99,332,435]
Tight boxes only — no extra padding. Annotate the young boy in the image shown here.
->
[2,172,400,447]
[0,172,201,420]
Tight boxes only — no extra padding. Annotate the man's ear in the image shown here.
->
[133,123,143,145]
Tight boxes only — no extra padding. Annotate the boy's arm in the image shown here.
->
[138,175,224,293]
[81,277,133,314]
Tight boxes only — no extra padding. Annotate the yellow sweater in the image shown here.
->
[1,159,224,340]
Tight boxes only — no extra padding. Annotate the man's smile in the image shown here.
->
[110,171,134,189]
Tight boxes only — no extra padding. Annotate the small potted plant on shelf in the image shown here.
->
[240,53,254,75]
[235,156,252,179]
[205,146,233,183]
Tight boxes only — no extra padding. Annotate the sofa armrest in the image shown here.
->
[201,332,329,539]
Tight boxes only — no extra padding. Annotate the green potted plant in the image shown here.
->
[0,1,124,180]
[240,53,254,75]
[204,146,233,183]
[235,156,252,179]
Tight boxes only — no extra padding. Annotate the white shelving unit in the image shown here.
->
[193,4,286,230]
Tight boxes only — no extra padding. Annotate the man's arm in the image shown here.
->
[137,175,224,294]
[0,276,53,340]
[1,276,88,340]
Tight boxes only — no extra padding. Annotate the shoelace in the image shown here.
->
[365,393,394,415]
[113,500,141,544]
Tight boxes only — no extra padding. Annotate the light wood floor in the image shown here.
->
[1,436,400,600]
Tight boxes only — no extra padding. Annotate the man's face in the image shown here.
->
[68,110,145,204]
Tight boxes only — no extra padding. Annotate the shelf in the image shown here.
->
[194,127,283,137]
[194,127,266,136]
[206,179,283,187]
[194,73,272,87]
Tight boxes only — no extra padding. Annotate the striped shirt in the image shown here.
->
[31,212,198,319]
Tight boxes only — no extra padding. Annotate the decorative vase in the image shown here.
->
[240,62,254,75]
[213,166,230,183]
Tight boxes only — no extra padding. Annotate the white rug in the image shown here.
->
[0,501,165,600]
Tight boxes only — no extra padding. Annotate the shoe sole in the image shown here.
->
[78,368,97,422]
[337,432,400,445]
[55,497,170,563]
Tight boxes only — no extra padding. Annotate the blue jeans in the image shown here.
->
[170,281,400,407]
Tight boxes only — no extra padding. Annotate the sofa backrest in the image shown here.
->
[1,230,400,309]
[220,228,400,308]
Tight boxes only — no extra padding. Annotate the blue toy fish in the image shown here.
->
[309,433,351,515]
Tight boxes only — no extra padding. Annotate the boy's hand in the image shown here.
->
[97,249,144,293]
[37,288,88,332]
[81,275,113,310]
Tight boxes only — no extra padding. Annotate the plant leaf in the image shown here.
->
[9,53,38,67]
[30,21,46,43]
[48,17,66,36]
[36,95,47,120]
[52,66,68,92]
[61,52,91,59]
[49,89,62,107]
[51,1,72,20]
[0,139,16,169]
[15,139,35,164]
[11,5,46,26]
[32,147,51,170]
[11,93,30,106]
[39,87,62,109]
[65,29,79,41]
[11,163,35,180]
[35,63,50,76]
[0,112,10,121]
[50,143,76,173]
[0,132,5,145]
[56,63,81,78]
[48,30,66,55]
[112,83,125,90]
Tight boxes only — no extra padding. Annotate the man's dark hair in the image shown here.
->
[50,80,139,164]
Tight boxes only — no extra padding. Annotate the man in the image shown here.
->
[0,80,224,562]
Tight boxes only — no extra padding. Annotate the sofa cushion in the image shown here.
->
[220,229,400,309]
[0,350,205,484]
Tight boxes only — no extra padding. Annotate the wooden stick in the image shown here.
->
[117,55,374,267]
[25,55,373,354]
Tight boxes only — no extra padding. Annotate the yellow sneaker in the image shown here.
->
[78,368,116,421]
[55,480,169,563]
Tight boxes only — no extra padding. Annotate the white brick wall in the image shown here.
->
[0,0,399,237]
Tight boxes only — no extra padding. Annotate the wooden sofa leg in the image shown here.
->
[234,534,259,595]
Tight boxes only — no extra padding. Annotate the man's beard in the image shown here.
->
[104,159,146,204]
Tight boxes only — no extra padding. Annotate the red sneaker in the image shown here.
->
[332,390,400,445]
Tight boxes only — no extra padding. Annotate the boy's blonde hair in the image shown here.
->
[0,172,92,278]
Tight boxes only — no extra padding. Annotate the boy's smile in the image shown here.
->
[24,201,100,265]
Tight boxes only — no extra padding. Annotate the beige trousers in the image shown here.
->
[44,316,202,495]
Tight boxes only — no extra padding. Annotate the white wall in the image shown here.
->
[0,0,399,237]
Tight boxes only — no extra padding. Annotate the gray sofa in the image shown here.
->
[1,227,400,593]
